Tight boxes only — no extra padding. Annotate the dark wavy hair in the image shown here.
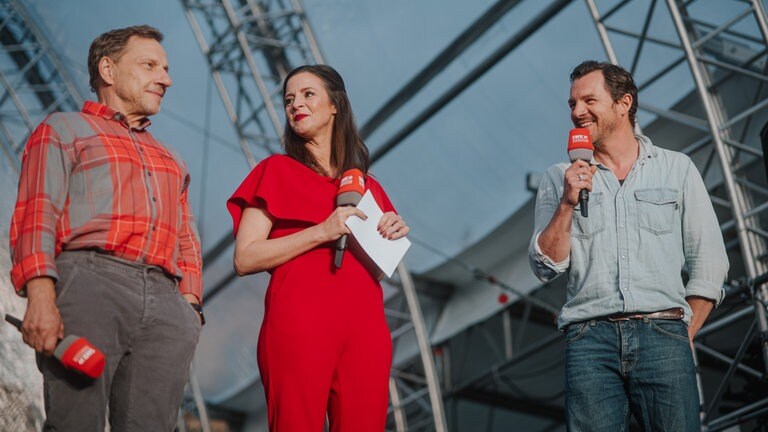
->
[570,60,638,127]
[282,65,370,178]
[88,25,163,93]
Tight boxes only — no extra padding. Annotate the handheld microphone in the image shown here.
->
[334,168,365,269]
[567,128,594,218]
[5,314,106,378]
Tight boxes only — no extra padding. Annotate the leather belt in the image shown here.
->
[606,307,684,322]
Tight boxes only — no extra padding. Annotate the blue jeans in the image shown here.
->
[565,319,700,432]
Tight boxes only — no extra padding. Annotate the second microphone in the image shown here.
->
[334,168,365,269]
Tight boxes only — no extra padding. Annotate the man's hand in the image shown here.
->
[562,160,598,207]
[182,293,203,326]
[22,277,63,356]
[686,296,715,351]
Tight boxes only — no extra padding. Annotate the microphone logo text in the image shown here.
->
[73,346,96,365]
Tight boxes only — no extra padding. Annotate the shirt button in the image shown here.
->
[152,226,157,231]
[621,255,626,260]
[152,197,157,202]
[147,171,152,177]
[620,224,624,228]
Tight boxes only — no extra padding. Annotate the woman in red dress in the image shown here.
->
[227,65,409,431]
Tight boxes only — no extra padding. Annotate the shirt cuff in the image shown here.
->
[178,271,202,304]
[685,279,725,307]
[11,252,59,296]
[533,233,570,272]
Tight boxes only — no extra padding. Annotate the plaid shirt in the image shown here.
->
[10,101,202,300]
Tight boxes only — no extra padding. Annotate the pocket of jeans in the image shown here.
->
[571,192,604,239]
[178,296,202,339]
[565,322,592,345]
[635,188,678,235]
[54,264,80,304]
[650,320,690,343]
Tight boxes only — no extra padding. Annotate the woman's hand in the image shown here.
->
[317,206,368,242]
[378,212,409,240]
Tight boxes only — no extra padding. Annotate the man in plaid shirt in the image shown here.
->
[10,25,203,431]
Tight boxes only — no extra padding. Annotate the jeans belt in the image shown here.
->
[606,307,684,322]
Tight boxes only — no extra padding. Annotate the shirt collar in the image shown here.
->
[591,134,656,169]
[82,100,152,130]
[636,134,657,162]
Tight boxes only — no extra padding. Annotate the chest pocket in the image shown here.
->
[571,192,604,239]
[635,188,679,235]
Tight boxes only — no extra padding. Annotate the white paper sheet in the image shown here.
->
[344,190,411,277]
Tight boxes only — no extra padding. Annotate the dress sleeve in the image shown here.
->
[366,176,397,214]
[226,155,336,236]
[227,158,269,236]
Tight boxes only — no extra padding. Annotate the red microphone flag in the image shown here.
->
[337,168,365,200]
[55,335,106,378]
[334,168,366,269]
[567,128,594,162]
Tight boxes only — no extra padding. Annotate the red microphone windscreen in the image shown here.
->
[336,168,365,206]
[568,128,594,162]
[337,169,365,195]
[54,335,106,378]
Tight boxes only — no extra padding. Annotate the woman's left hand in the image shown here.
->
[378,212,409,240]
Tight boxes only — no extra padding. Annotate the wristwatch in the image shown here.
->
[189,303,206,326]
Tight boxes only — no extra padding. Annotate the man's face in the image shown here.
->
[568,70,626,146]
[107,36,172,119]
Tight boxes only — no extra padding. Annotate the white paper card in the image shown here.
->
[344,190,411,277]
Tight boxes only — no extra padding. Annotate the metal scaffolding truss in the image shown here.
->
[424,0,768,429]
[182,0,325,166]
[179,0,768,428]
[386,266,447,432]
[439,285,566,430]
[180,1,447,430]
[587,0,768,429]
[0,0,83,173]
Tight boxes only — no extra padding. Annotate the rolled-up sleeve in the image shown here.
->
[681,160,728,305]
[177,174,203,302]
[529,166,568,282]
[9,121,71,295]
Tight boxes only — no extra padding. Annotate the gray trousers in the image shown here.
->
[39,251,201,431]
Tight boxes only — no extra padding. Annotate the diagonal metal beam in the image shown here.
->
[0,0,83,171]
[371,0,574,163]
[359,0,525,139]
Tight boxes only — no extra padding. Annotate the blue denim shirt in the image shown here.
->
[529,135,728,329]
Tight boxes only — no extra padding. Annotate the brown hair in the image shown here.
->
[570,60,638,127]
[87,25,164,93]
[282,65,370,178]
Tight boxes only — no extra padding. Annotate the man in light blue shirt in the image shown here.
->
[529,60,728,431]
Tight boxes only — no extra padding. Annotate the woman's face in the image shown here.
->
[284,72,337,141]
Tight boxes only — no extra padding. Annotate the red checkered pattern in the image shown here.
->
[10,101,202,300]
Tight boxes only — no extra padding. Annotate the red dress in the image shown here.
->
[227,155,395,431]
